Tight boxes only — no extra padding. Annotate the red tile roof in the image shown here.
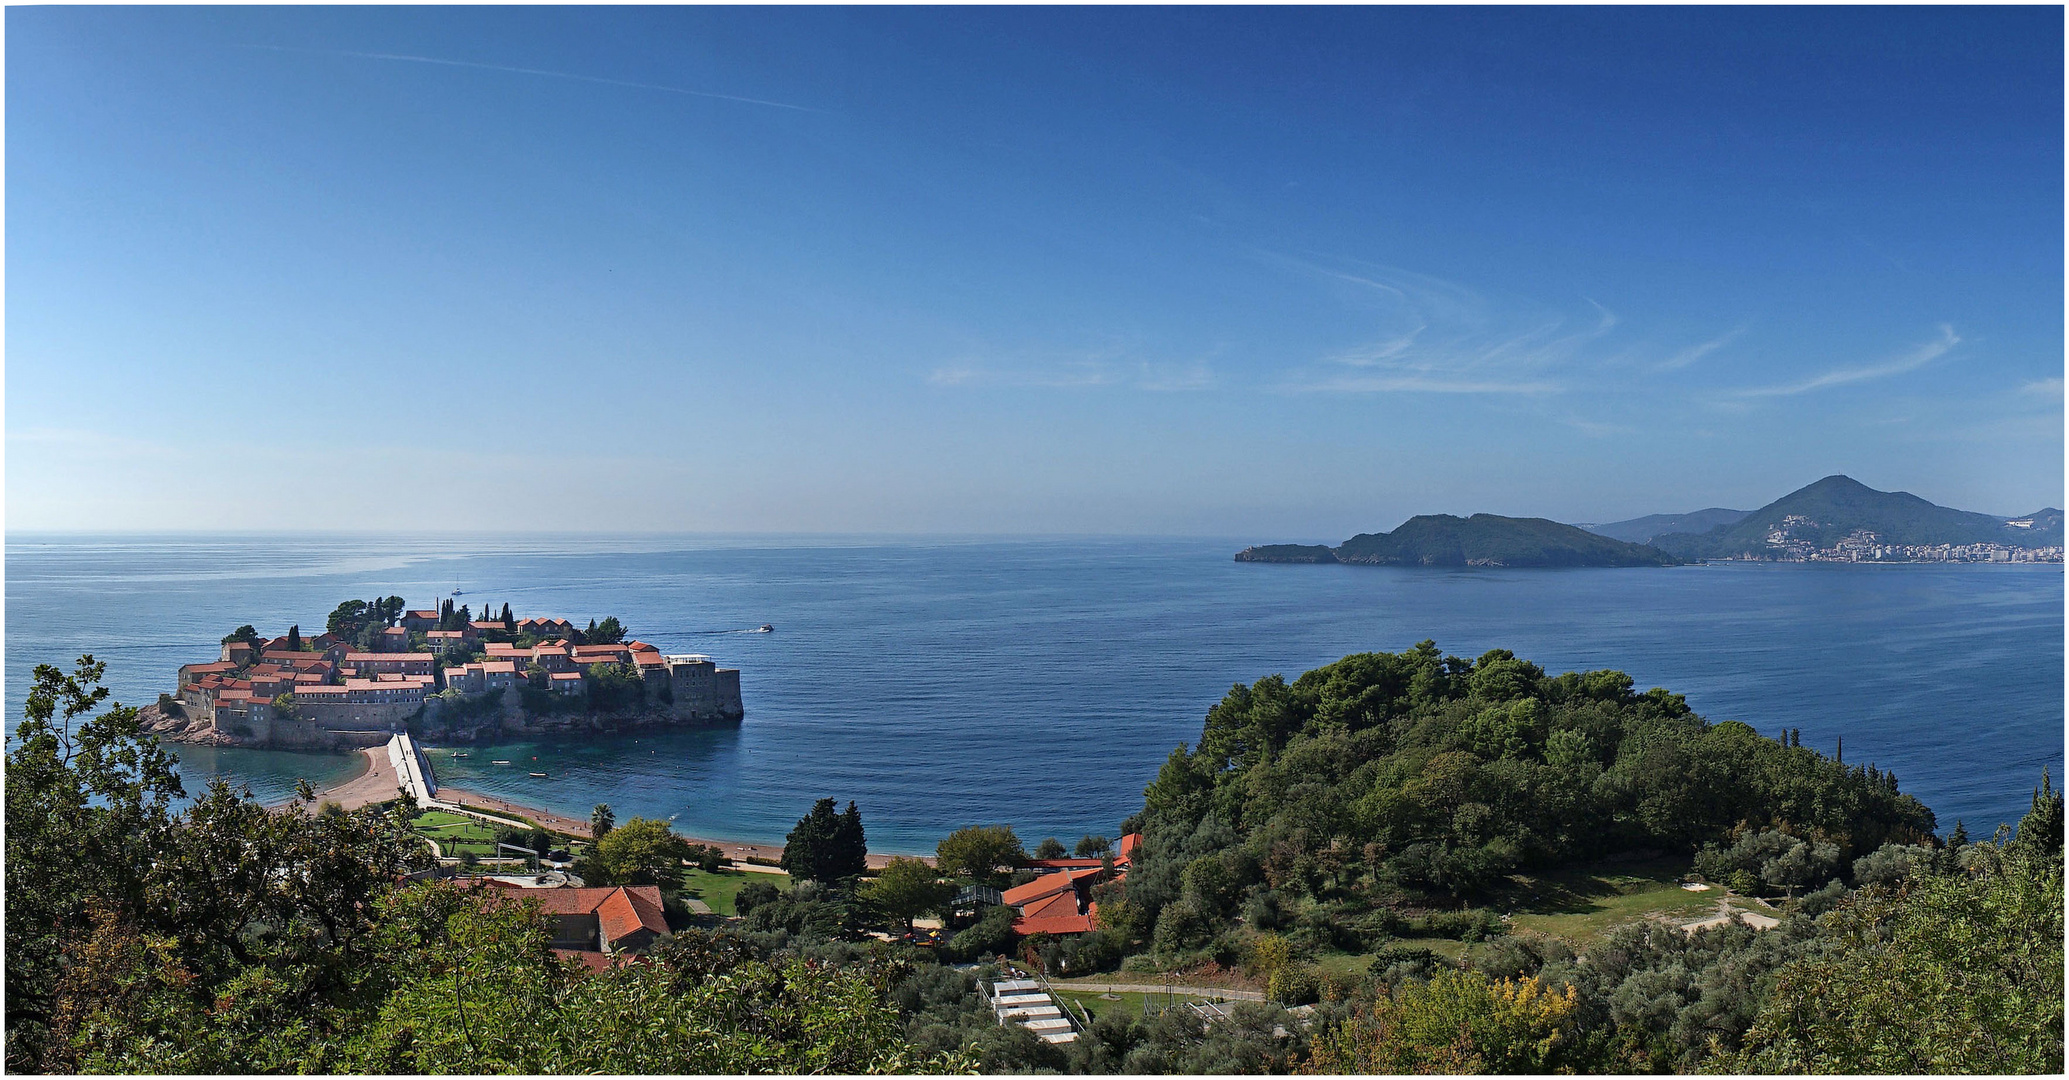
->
[596,886,668,946]
[521,886,670,947]
[1018,891,1083,920]
[1001,866,1100,907]
[1012,913,1096,936]
[1117,833,1143,861]
[553,947,615,972]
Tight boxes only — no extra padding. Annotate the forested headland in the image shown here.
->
[1237,514,1679,567]
[6,647,2061,1074]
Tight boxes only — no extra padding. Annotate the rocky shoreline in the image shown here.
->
[137,698,737,750]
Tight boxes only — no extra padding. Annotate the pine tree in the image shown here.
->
[2013,770,2063,859]
[286,625,301,652]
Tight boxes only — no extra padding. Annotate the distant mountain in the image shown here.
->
[1650,475,2062,558]
[1576,508,1752,545]
[1237,514,1678,568]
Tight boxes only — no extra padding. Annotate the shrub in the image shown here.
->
[942,903,1018,963]
[1153,899,1209,955]
[1268,962,1321,1005]
[735,880,782,916]
[1423,907,1505,942]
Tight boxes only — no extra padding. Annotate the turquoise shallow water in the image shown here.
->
[6,534,2061,853]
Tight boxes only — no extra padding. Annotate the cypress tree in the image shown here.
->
[780,798,841,882]
[834,801,868,880]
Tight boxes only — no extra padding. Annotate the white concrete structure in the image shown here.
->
[983,978,1080,1044]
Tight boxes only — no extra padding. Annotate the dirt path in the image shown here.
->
[1047,980,1265,1002]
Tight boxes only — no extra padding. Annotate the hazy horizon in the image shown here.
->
[9,7,2061,535]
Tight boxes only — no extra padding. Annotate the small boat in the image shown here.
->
[451,588,463,596]
[529,772,548,778]
[491,759,511,765]
[755,623,775,633]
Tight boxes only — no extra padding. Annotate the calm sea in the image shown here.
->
[5,534,2061,854]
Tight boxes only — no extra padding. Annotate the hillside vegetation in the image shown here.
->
[1576,507,1750,545]
[8,651,2059,1075]
[1239,515,1677,567]
[1114,642,1935,944]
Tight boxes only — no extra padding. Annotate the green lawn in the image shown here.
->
[412,810,520,860]
[1493,857,1719,946]
[679,867,789,916]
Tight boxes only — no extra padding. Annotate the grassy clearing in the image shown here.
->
[412,810,537,860]
[679,867,789,916]
[1053,989,1221,1024]
[1494,856,1717,946]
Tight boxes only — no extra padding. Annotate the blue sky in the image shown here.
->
[8,6,2062,536]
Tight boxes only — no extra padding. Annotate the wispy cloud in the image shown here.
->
[238,45,828,113]
[1735,324,1958,398]
[1295,374,1561,395]
[2020,377,2063,397]
[1655,326,1747,371]
[1270,256,1618,395]
[929,353,1214,392]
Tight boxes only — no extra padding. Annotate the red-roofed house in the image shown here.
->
[518,617,576,639]
[521,886,670,954]
[345,652,436,676]
[1003,866,1105,936]
[572,645,632,666]
[402,609,442,632]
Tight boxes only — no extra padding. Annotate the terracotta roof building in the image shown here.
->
[520,885,670,954]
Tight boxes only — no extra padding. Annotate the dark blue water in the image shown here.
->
[6,534,2061,853]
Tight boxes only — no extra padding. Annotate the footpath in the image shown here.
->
[1046,980,1265,1002]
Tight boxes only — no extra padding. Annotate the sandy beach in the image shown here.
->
[301,748,929,867]
[433,784,924,867]
[303,747,407,811]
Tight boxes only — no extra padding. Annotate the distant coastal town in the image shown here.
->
[1738,517,2062,563]
[141,596,743,750]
